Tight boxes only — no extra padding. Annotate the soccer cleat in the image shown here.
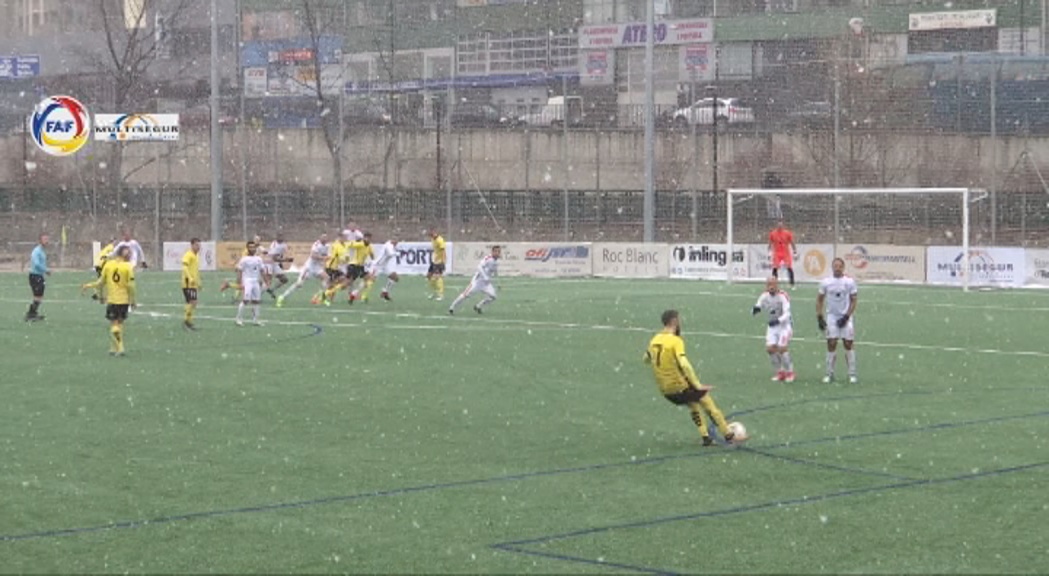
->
[275,296,284,308]
[381,291,391,301]
[447,308,454,315]
[702,436,715,447]
[849,375,859,384]
[435,296,444,301]
[772,371,785,382]
[427,293,435,300]
[252,320,263,327]
[267,289,276,299]
[348,294,356,305]
[25,314,44,322]
[310,295,321,305]
[219,281,230,293]
[822,375,833,384]
[183,321,197,331]
[473,304,483,314]
[235,319,244,327]
[784,371,795,383]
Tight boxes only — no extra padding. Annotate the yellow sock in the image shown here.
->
[184,304,194,323]
[688,403,711,438]
[436,277,444,297]
[109,325,118,353]
[699,395,730,437]
[361,278,375,300]
[111,324,124,354]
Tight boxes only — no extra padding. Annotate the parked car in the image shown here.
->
[450,103,511,128]
[672,97,754,127]
[343,98,392,126]
[786,100,833,125]
[517,96,584,127]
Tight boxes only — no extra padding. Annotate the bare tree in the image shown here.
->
[88,0,199,211]
[299,0,348,223]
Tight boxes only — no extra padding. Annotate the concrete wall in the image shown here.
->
[3,127,1048,195]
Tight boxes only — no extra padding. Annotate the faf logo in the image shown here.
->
[30,95,91,156]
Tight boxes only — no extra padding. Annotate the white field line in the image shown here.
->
[7,298,1049,359]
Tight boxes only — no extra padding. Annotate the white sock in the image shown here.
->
[282,280,302,298]
[846,349,857,376]
[384,278,395,292]
[826,351,837,376]
[781,352,793,373]
[449,294,466,310]
[252,304,259,322]
[769,352,781,372]
[477,296,495,309]
[236,302,245,320]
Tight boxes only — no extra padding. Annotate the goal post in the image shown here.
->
[726,188,971,291]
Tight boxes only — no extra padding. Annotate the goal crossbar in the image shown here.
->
[726,187,971,291]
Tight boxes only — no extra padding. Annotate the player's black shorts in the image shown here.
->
[664,386,708,405]
[28,273,45,297]
[427,263,446,276]
[183,288,198,303]
[106,304,130,321]
[347,265,365,280]
[326,268,343,281]
[95,266,103,277]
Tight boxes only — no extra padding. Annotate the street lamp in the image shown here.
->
[706,84,718,201]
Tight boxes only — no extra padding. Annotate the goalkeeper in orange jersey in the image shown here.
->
[644,310,744,446]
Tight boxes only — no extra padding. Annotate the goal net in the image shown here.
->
[725,188,973,290]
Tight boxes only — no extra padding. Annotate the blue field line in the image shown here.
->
[490,543,679,576]
[1,392,1045,546]
[739,447,917,481]
[492,460,1049,574]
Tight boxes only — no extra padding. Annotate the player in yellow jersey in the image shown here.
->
[644,310,742,446]
[427,229,446,301]
[348,233,376,303]
[81,246,137,356]
[182,238,202,330]
[317,236,347,305]
[91,237,116,302]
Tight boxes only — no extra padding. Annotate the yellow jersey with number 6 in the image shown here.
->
[646,332,695,396]
[103,260,136,305]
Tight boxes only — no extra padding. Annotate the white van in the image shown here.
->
[516,96,584,127]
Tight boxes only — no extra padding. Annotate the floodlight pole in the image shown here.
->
[642,0,655,243]
[209,0,223,242]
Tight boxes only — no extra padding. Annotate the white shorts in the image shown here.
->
[242,279,262,301]
[267,262,286,277]
[826,314,855,341]
[765,325,793,348]
[369,261,392,277]
[461,278,496,299]
[299,260,325,280]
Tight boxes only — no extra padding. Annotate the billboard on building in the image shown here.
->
[579,18,713,49]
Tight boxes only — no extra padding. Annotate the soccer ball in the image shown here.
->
[727,421,748,441]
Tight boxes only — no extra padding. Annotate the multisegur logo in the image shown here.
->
[94,113,180,142]
[30,95,90,156]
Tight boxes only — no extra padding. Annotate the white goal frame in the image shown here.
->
[726,187,972,291]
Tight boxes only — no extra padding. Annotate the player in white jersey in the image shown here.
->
[114,230,147,269]
[817,257,859,383]
[752,276,795,382]
[235,241,270,326]
[448,245,501,315]
[361,238,399,301]
[265,234,292,298]
[276,233,330,307]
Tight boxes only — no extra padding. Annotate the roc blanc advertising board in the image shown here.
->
[592,243,668,278]
[1024,249,1049,287]
[836,244,926,283]
[926,246,1025,287]
[451,242,592,277]
[162,242,217,271]
[669,244,747,280]
[746,244,833,282]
